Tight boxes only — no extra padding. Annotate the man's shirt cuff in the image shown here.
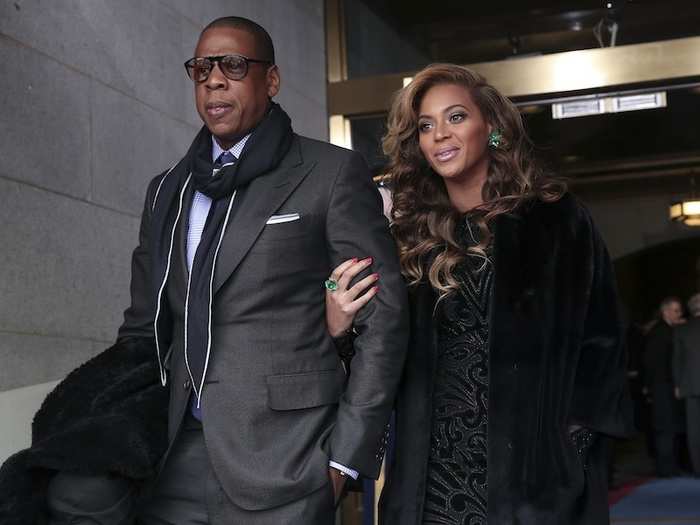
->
[329,460,359,480]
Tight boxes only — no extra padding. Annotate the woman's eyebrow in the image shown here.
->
[442,104,468,113]
[418,104,468,120]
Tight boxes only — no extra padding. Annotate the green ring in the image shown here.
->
[325,279,338,291]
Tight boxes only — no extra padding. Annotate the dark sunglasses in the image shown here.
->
[184,54,272,82]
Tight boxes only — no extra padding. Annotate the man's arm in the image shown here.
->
[325,151,409,479]
[117,177,160,342]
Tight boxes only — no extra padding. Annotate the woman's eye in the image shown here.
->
[418,122,432,133]
[449,113,465,123]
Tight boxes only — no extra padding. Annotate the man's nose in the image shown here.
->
[205,62,227,89]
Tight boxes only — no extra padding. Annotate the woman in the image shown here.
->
[326,64,632,524]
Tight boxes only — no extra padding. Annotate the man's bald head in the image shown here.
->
[201,16,275,64]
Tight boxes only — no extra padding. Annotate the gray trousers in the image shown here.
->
[47,415,335,525]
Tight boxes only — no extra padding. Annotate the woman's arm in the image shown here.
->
[569,205,633,438]
[325,257,380,337]
[326,257,380,375]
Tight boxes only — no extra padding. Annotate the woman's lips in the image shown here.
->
[435,147,459,162]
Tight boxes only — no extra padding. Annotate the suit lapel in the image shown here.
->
[212,138,315,294]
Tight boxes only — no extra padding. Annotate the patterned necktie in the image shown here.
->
[186,151,237,272]
[213,150,237,172]
[188,150,237,420]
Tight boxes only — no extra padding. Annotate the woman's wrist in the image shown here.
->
[332,327,358,358]
[329,326,351,339]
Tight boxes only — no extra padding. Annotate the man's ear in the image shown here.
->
[266,65,280,98]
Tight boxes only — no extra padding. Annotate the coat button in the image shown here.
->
[513,362,519,371]
[183,379,191,389]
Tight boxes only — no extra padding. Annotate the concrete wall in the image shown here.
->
[0,0,326,463]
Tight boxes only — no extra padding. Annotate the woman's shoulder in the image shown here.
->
[524,191,584,215]
[506,192,601,250]
[520,192,593,230]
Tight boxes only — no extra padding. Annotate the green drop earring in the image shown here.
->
[488,129,503,149]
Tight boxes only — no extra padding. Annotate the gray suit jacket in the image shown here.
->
[118,135,408,510]
[673,317,700,398]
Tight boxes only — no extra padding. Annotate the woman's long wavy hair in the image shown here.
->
[383,63,565,298]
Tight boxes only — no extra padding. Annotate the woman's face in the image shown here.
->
[417,83,491,183]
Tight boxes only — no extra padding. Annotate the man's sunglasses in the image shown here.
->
[184,54,272,82]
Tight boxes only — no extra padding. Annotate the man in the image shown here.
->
[673,293,700,476]
[643,296,684,477]
[47,16,408,524]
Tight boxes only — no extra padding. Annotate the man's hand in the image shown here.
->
[328,467,348,505]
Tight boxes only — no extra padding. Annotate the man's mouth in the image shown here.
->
[205,102,232,118]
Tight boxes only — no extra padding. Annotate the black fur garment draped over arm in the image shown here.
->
[0,172,172,524]
[0,337,168,525]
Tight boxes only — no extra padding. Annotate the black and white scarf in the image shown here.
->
[150,102,294,404]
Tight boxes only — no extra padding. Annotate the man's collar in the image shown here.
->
[211,133,251,162]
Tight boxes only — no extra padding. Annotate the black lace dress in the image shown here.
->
[422,216,492,525]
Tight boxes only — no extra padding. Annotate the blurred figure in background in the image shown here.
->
[644,296,685,477]
[673,293,700,476]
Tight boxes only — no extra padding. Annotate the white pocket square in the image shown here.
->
[266,213,301,225]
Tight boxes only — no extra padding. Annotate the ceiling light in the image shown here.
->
[552,99,605,119]
[612,92,667,113]
[670,200,700,226]
[552,91,666,119]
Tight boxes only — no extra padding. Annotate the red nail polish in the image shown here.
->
[352,257,359,262]
[373,273,380,279]
[374,286,380,292]
[367,257,373,264]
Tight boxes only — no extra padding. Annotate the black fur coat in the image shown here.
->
[0,337,168,524]
[379,194,634,525]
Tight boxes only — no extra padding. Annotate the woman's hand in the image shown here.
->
[326,257,379,338]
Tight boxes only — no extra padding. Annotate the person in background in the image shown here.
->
[644,296,685,477]
[325,63,632,524]
[673,293,700,476]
